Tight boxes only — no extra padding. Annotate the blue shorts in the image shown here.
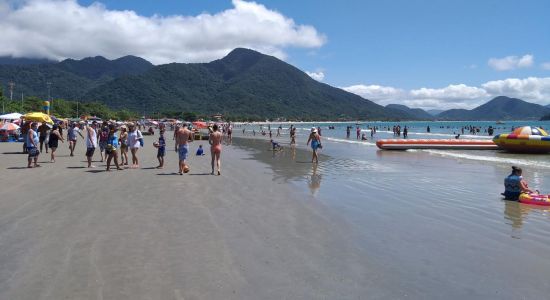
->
[157,147,166,157]
[178,144,189,161]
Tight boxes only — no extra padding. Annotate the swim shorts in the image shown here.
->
[178,144,189,161]
[99,141,107,151]
[86,147,95,157]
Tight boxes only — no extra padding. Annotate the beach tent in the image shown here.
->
[0,112,22,120]
[23,112,54,124]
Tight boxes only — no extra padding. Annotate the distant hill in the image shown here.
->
[427,109,444,116]
[437,96,550,120]
[83,48,408,120]
[0,56,57,65]
[57,55,153,80]
[541,114,550,121]
[385,104,433,120]
[0,56,153,100]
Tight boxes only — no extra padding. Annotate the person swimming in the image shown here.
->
[503,166,534,200]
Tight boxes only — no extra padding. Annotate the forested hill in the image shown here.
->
[83,48,404,120]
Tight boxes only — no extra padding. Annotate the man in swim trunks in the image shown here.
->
[209,124,223,175]
[176,123,193,175]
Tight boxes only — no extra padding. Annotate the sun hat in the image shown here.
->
[311,127,317,133]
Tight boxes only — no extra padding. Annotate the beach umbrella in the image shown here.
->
[0,112,23,120]
[0,123,20,131]
[512,126,548,136]
[192,121,208,129]
[23,112,54,124]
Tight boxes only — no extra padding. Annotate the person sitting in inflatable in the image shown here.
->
[503,166,534,200]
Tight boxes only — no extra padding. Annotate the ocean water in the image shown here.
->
[233,121,550,298]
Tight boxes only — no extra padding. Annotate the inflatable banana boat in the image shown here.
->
[376,139,499,150]
[493,126,550,153]
[519,193,550,206]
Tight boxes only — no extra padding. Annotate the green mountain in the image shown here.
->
[437,96,550,120]
[0,56,153,100]
[385,104,433,120]
[427,109,444,116]
[83,48,402,120]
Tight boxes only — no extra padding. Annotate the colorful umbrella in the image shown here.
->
[192,121,208,129]
[23,112,54,124]
[0,123,20,131]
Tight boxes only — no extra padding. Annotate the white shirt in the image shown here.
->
[86,127,98,148]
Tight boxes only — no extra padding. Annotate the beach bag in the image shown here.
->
[137,130,144,147]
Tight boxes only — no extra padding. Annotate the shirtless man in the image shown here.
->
[175,123,193,175]
[209,124,223,175]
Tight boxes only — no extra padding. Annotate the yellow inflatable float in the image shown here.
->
[493,126,550,153]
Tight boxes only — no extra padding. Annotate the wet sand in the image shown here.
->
[2,131,550,299]
[0,134,378,300]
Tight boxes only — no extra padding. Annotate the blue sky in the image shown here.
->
[2,0,550,109]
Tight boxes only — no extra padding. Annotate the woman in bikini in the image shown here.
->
[209,124,223,175]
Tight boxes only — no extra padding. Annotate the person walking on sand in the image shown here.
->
[48,124,64,162]
[119,126,129,166]
[38,122,50,153]
[173,124,180,152]
[26,122,40,168]
[85,121,98,168]
[176,123,193,175]
[127,124,143,168]
[105,124,123,171]
[67,123,83,157]
[307,127,322,164]
[209,124,223,175]
[98,124,109,162]
[156,129,166,169]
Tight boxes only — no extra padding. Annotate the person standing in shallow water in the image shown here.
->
[209,124,223,175]
[307,127,322,164]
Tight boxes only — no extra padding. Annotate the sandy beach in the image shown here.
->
[0,133,376,300]
[2,127,550,299]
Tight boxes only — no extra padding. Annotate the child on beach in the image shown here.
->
[196,145,205,156]
[156,129,166,169]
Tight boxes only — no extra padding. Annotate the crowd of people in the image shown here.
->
[21,120,227,175]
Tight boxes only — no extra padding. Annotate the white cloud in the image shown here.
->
[542,62,550,70]
[488,54,534,71]
[306,71,325,81]
[0,0,326,64]
[341,84,404,106]
[342,78,550,110]
[481,77,550,105]
[410,84,489,100]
